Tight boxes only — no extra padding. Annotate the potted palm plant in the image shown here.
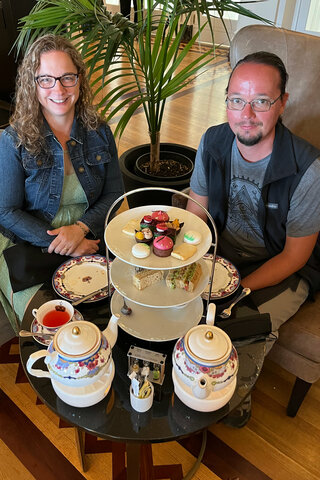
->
[16,0,268,205]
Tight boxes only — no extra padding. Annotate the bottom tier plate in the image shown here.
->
[110,291,204,342]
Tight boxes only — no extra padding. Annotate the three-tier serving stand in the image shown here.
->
[104,187,218,342]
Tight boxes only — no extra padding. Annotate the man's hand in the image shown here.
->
[69,238,100,257]
[47,224,86,255]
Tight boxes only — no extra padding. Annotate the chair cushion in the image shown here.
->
[276,292,320,363]
[268,342,320,383]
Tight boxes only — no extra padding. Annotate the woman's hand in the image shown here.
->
[47,224,85,255]
[69,238,100,257]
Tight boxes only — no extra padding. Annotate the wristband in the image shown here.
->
[75,221,89,237]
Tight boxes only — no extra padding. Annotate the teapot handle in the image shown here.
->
[26,350,51,379]
[206,303,216,326]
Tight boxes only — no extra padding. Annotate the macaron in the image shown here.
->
[184,230,202,245]
[132,243,151,258]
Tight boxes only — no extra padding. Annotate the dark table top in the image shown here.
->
[19,286,266,444]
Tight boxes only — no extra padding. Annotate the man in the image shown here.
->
[187,51,320,426]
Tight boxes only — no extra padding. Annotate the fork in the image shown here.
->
[218,288,251,319]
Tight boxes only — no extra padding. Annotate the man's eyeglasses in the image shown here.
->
[35,73,79,89]
[225,94,282,112]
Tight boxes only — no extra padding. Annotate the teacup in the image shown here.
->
[32,300,74,331]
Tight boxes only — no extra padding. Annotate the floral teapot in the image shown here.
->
[172,304,238,412]
[26,314,119,407]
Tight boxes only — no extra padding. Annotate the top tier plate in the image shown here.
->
[105,205,212,269]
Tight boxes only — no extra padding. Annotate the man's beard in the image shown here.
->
[236,131,263,146]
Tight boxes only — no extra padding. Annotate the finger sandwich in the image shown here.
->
[132,268,164,290]
[166,262,202,292]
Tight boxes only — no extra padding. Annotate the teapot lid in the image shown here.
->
[54,321,101,358]
[185,325,231,364]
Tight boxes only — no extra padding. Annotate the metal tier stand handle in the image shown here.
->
[104,187,218,310]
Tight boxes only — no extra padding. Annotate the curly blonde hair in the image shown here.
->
[10,34,101,154]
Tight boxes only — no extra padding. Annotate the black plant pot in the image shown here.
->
[135,150,193,181]
[119,143,196,208]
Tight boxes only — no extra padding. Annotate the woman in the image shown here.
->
[0,34,124,333]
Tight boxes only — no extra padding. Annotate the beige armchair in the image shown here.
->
[229,24,320,416]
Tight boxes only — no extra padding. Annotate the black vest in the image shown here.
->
[202,122,320,293]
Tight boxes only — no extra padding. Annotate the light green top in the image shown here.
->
[51,173,87,228]
[0,173,87,333]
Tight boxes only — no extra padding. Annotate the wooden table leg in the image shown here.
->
[126,443,154,480]
[74,427,87,472]
[140,444,154,480]
[126,443,141,480]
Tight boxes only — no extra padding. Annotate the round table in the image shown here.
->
[19,286,265,479]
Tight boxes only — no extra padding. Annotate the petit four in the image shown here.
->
[140,215,156,231]
[151,210,169,223]
[153,236,173,257]
[167,218,184,234]
[132,268,164,290]
[155,223,168,234]
[183,230,202,245]
[135,227,153,244]
[171,243,197,260]
[132,243,151,258]
[166,262,202,292]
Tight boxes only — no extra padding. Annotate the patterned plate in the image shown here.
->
[201,255,241,300]
[52,255,113,303]
[31,309,84,346]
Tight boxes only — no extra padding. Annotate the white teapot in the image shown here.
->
[172,304,238,412]
[27,314,119,407]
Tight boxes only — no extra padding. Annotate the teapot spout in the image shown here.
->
[103,314,120,348]
[192,376,210,399]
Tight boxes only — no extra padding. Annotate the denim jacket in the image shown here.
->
[0,117,124,247]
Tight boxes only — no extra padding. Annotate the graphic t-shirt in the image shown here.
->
[190,135,320,268]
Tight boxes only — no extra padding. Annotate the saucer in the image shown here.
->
[31,309,84,346]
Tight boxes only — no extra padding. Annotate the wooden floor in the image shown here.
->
[0,46,319,480]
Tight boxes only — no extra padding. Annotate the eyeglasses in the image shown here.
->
[226,94,282,112]
[35,73,79,89]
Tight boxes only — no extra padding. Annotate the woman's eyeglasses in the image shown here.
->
[35,73,79,89]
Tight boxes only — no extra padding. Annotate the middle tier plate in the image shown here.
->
[110,257,209,308]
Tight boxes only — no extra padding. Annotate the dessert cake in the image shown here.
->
[153,236,174,257]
